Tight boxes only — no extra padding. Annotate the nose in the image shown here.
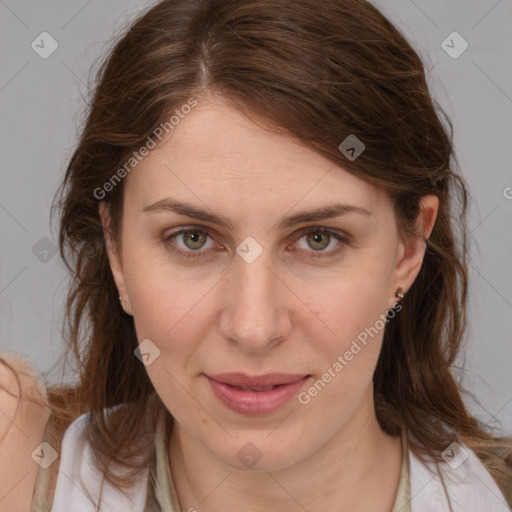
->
[219,245,292,353]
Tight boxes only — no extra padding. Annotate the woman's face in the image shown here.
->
[101,94,438,471]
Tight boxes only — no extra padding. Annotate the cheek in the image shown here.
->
[128,284,194,358]
[123,255,210,368]
[126,272,202,410]
[301,289,388,416]
[295,270,392,394]
[121,237,182,325]
[300,266,392,341]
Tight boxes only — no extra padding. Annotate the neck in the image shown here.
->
[168,385,402,512]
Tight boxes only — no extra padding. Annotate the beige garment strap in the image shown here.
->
[31,416,60,512]
[390,422,412,512]
[152,408,181,511]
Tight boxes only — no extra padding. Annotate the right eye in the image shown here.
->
[162,227,220,259]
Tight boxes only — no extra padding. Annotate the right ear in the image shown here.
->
[98,201,133,315]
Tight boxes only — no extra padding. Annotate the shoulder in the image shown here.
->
[50,406,151,512]
[408,436,511,511]
[0,353,51,510]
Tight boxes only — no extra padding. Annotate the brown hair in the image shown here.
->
[43,0,512,507]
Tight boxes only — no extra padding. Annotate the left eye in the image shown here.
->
[162,226,348,259]
[297,227,349,258]
[293,227,345,254]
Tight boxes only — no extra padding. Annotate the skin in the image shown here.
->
[0,356,50,512]
[100,92,439,512]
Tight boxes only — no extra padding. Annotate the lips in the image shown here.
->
[207,372,308,389]
[205,373,311,415]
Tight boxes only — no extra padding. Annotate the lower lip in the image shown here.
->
[206,375,310,415]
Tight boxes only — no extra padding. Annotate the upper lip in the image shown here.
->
[207,373,309,387]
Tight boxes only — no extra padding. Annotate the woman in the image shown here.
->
[1,0,511,510]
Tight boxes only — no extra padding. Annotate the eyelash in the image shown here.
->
[162,226,350,260]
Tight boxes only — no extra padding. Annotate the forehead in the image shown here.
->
[123,96,392,222]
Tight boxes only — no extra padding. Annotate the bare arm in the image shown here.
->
[0,354,51,512]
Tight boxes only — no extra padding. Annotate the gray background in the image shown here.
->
[1,1,511,434]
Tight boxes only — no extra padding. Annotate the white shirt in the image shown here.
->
[48,411,511,512]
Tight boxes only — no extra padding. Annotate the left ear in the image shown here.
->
[389,194,439,307]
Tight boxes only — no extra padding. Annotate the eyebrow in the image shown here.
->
[142,198,372,230]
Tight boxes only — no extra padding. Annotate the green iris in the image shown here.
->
[306,231,330,251]
[183,230,208,250]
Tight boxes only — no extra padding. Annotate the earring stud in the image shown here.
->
[395,287,404,299]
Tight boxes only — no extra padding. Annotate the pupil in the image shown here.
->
[309,232,329,250]
[185,231,204,249]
